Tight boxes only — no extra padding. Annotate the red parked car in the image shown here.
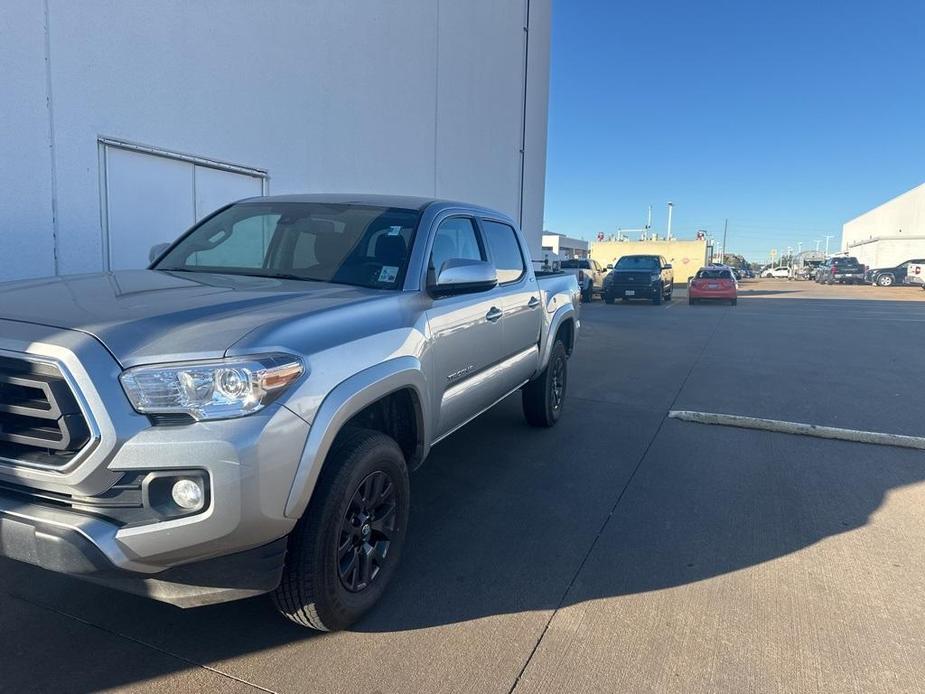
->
[689,266,737,305]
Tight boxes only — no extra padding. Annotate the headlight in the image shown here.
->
[120,354,304,421]
[650,274,661,282]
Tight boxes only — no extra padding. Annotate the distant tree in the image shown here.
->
[721,253,749,269]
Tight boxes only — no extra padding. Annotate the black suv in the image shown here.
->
[603,254,674,305]
[865,259,925,287]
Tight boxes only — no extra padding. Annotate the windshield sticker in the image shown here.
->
[378,266,399,283]
[388,226,402,236]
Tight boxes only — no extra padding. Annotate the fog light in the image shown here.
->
[171,479,204,510]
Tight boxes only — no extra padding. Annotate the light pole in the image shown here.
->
[814,239,821,253]
[824,235,834,257]
[666,202,673,241]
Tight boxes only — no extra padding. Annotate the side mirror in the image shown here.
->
[149,242,171,264]
[663,264,673,270]
[430,259,498,297]
[606,264,613,270]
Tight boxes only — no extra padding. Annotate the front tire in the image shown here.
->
[523,340,568,427]
[273,428,410,631]
[877,274,894,287]
[652,283,663,305]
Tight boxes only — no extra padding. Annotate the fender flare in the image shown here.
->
[284,356,429,519]
[538,302,577,371]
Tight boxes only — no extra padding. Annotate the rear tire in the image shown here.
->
[604,295,615,304]
[272,428,410,631]
[688,297,695,305]
[522,340,568,428]
[731,298,737,306]
[581,283,593,303]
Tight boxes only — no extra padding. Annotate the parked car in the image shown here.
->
[816,256,865,284]
[865,258,925,287]
[689,266,737,305]
[761,266,791,279]
[602,254,674,305]
[561,257,606,303]
[0,194,580,631]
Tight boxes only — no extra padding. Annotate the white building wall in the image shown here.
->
[842,182,925,268]
[0,0,550,282]
[541,234,588,259]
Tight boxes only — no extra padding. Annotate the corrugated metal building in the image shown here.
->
[842,182,925,268]
[0,1,551,282]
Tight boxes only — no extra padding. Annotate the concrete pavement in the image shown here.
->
[1,279,923,693]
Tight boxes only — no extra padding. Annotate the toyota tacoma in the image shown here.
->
[0,195,579,630]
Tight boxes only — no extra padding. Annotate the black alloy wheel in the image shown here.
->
[337,471,398,592]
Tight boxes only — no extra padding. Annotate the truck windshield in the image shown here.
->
[154,202,421,289]
[615,256,660,270]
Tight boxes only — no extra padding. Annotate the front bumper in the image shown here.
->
[0,496,287,606]
[0,319,310,602]
[604,282,660,299]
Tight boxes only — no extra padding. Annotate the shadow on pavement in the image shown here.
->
[1,292,924,692]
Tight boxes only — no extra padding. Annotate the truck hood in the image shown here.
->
[0,270,383,366]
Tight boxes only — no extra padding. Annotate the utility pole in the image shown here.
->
[646,205,652,236]
[666,202,673,241]
[797,242,803,255]
[824,235,834,257]
[721,218,728,264]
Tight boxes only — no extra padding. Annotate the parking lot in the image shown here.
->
[2,278,924,694]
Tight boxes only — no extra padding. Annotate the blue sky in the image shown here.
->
[543,0,925,262]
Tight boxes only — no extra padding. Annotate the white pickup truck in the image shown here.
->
[907,263,925,287]
[560,258,607,303]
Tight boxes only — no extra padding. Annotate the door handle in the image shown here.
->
[486,307,503,323]
[527,296,540,309]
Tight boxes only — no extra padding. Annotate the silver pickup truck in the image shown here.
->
[0,194,579,630]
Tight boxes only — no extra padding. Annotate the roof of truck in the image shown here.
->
[236,193,482,213]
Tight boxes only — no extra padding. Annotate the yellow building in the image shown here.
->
[590,239,710,282]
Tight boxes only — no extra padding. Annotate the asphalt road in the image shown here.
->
[2,278,924,693]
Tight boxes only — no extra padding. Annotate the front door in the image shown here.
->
[424,216,508,439]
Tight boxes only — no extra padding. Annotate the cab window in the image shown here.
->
[481,220,526,283]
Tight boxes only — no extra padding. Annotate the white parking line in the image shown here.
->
[668,410,925,451]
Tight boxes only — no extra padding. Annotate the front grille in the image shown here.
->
[0,355,91,467]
